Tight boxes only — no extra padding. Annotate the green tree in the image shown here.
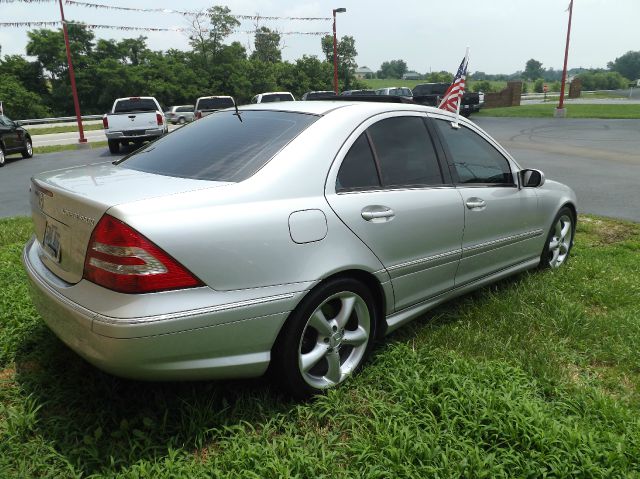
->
[523,59,543,81]
[0,55,48,96]
[0,75,50,119]
[251,27,281,63]
[321,35,358,90]
[425,71,454,83]
[607,51,640,81]
[377,59,408,79]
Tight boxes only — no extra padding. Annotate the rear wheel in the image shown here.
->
[108,140,119,154]
[178,117,186,124]
[540,207,575,269]
[21,137,33,158]
[272,277,377,399]
[0,146,5,167]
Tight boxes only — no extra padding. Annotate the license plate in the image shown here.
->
[43,222,61,262]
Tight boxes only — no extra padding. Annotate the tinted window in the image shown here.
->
[118,111,317,182]
[176,106,193,112]
[434,120,514,184]
[114,99,158,113]
[336,133,380,192]
[368,117,443,187]
[197,98,234,110]
[261,94,294,102]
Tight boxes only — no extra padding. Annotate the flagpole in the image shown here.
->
[453,47,469,128]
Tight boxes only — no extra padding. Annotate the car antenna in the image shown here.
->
[233,102,243,123]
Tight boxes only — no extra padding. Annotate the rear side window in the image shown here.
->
[197,98,234,110]
[176,106,193,112]
[261,94,294,102]
[336,133,380,192]
[114,99,158,113]
[434,120,514,185]
[118,111,317,182]
[367,117,444,187]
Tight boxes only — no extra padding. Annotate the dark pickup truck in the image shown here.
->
[411,83,482,117]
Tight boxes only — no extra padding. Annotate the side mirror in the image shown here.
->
[520,169,545,188]
[14,120,22,127]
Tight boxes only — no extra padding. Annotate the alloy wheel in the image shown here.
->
[298,291,371,389]
[547,214,572,268]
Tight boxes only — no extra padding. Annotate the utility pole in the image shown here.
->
[332,8,346,95]
[58,0,87,144]
[555,0,574,118]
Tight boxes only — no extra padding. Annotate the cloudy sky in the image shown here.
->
[1,0,638,74]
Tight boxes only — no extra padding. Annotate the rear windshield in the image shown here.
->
[117,110,318,182]
[197,97,234,110]
[261,94,294,102]
[114,99,158,113]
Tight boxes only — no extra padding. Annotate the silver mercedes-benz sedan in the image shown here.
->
[23,101,576,398]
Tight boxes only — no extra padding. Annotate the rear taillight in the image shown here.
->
[102,115,108,129]
[83,215,203,294]
[156,112,163,126]
[196,111,202,120]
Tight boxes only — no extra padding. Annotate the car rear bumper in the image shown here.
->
[105,128,164,141]
[22,237,304,381]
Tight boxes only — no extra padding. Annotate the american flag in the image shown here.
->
[438,56,468,113]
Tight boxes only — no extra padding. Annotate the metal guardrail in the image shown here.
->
[19,114,103,125]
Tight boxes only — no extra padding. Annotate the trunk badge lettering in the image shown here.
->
[62,208,96,226]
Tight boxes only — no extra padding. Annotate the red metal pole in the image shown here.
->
[558,0,574,110]
[332,10,339,94]
[58,0,87,143]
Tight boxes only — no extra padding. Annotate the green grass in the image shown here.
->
[26,124,104,136]
[477,103,640,119]
[1,216,640,477]
[364,79,507,92]
[32,141,108,155]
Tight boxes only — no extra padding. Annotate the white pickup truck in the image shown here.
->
[102,97,168,154]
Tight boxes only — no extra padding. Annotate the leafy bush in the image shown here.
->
[578,71,629,91]
[533,78,544,93]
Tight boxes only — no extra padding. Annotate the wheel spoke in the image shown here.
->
[324,350,341,384]
[308,309,332,336]
[300,342,328,372]
[334,295,356,329]
[550,247,560,265]
[342,327,368,346]
[560,221,571,240]
[549,238,560,251]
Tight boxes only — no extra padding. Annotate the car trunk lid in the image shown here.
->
[30,162,230,284]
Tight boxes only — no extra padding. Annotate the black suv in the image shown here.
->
[0,115,33,167]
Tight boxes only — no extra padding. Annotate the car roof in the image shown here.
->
[236,100,450,118]
[196,95,233,100]
[258,92,294,96]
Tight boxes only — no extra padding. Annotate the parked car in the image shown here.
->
[301,91,335,100]
[24,101,576,399]
[375,87,413,98]
[340,89,377,96]
[102,96,168,154]
[194,96,235,119]
[0,114,32,167]
[412,83,481,117]
[251,92,295,103]
[165,105,195,124]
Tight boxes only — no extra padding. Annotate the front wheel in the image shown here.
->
[0,146,5,167]
[272,278,378,399]
[108,139,120,154]
[540,207,575,269]
[22,138,33,158]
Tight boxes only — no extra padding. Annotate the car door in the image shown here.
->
[430,115,541,286]
[325,113,465,311]
[0,116,19,151]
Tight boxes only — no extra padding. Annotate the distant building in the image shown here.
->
[355,66,374,79]
[402,71,421,80]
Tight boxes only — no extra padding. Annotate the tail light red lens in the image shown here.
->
[156,112,163,126]
[102,115,109,129]
[83,215,203,294]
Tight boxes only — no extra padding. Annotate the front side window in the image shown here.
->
[434,120,514,185]
[367,116,444,187]
[118,111,317,182]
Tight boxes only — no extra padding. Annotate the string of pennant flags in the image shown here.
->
[0,0,332,21]
[0,20,330,35]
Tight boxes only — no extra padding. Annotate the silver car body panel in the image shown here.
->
[23,101,577,380]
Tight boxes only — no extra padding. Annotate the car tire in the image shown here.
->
[539,206,575,269]
[21,137,33,158]
[108,140,120,154]
[178,117,186,125]
[0,145,5,167]
[271,277,378,399]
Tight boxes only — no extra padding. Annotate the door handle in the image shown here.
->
[361,206,395,222]
[465,198,486,210]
